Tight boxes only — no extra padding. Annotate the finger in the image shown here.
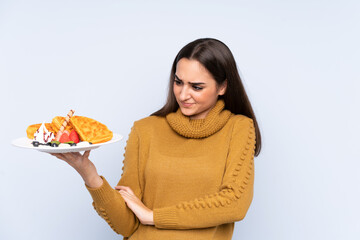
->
[50,153,64,157]
[120,191,137,203]
[60,153,77,162]
[50,153,68,161]
[83,150,91,158]
[118,186,135,196]
[119,191,131,201]
[50,153,61,157]
[119,190,131,197]
[68,152,81,159]
[115,186,130,191]
[115,185,127,190]
[50,153,78,163]
[117,186,135,195]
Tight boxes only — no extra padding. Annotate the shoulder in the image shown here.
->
[227,114,255,137]
[134,115,166,127]
[132,115,167,132]
[227,114,256,142]
[228,114,254,126]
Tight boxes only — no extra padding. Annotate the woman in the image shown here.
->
[52,38,262,240]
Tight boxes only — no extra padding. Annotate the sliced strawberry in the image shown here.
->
[69,130,80,143]
[59,132,70,143]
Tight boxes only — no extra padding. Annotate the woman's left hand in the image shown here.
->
[115,185,154,226]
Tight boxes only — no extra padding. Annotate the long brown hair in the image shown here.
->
[151,38,262,156]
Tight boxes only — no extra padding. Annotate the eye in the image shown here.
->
[174,79,182,85]
[192,85,203,91]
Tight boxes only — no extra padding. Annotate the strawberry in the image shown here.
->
[69,130,80,143]
[59,132,70,143]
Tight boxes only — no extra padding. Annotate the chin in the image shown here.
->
[180,108,195,117]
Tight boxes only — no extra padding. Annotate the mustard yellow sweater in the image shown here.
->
[86,99,256,240]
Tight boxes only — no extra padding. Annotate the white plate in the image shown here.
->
[12,133,123,153]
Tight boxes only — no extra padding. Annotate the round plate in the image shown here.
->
[11,133,123,153]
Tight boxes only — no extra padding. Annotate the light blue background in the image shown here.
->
[1,0,359,239]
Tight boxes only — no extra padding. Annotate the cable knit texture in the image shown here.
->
[166,99,231,138]
[86,99,256,240]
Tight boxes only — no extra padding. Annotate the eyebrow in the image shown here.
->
[174,74,205,85]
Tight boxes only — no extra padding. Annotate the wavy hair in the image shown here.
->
[151,38,261,156]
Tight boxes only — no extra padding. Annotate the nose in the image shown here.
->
[179,85,191,101]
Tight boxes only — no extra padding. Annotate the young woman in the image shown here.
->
[51,38,262,240]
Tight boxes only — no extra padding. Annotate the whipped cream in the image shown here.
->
[58,143,70,148]
[76,141,91,147]
[33,122,55,144]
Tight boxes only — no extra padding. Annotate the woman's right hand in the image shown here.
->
[50,150,103,188]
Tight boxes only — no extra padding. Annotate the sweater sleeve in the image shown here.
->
[153,117,256,229]
[86,124,142,237]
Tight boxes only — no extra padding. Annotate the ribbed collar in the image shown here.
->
[166,99,232,138]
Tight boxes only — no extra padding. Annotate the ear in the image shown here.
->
[218,80,227,96]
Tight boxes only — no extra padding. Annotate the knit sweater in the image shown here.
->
[86,99,256,240]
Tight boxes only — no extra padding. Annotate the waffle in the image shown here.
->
[69,116,113,144]
[51,116,74,133]
[26,123,55,139]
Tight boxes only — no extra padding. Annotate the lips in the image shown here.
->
[181,102,194,107]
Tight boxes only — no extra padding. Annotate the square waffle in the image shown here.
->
[69,116,113,144]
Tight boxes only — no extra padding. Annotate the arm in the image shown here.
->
[86,124,142,237]
[153,117,256,229]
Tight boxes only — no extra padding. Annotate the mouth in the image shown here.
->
[180,102,194,108]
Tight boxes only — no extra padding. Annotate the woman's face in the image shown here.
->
[173,58,227,119]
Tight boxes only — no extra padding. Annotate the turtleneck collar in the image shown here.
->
[165,99,232,138]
